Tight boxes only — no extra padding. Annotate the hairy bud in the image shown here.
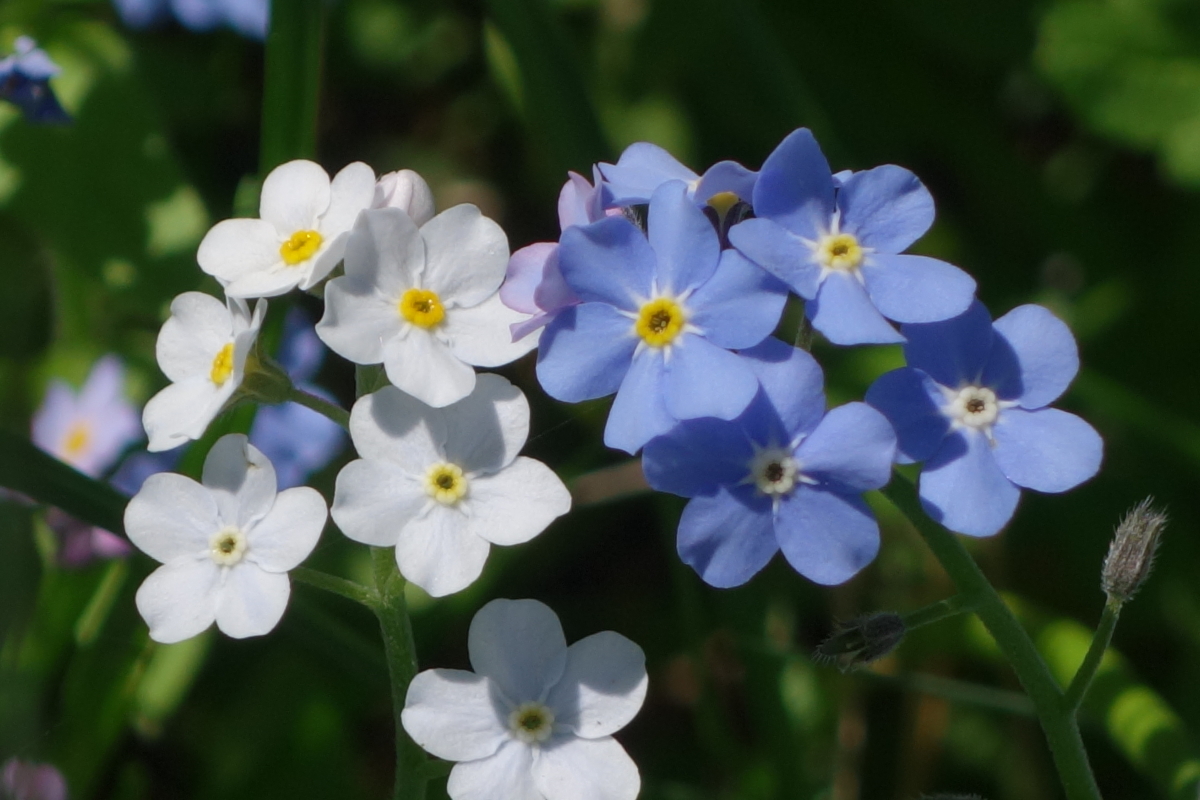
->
[815,612,905,672]
[1102,497,1168,603]
[373,169,435,226]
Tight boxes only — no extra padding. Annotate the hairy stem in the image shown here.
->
[901,594,976,632]
[291,567,377,608]
[1064,597,1122,713]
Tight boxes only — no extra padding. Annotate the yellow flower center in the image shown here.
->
[62,422,91,459]
[815,232,865,272]
[398,288,446,329]
[425,462,468,505]
[707,191,740,220]
[279,229,324,266]
[210,343,235,386]
[635,297,687,348]
[209,527,247,566]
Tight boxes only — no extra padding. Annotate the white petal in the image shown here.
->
[441,373,528,473]
[332,459,427,547]
[214,564,291,638]
[224,266,307,299]
[421,205,509,307]
[319,161,376,237]
[342,207,425,296]
[136,558,220,644]
[247,487,327,571]
[374,169,435,225]
[394,505,491,597]
[142,378,230,452]
[125,473,220,562]
[348,387,447,468]
[446,741,540,800]
[532,736,640,800]
[260,160,331,234]
[401,669,509,762]
[382,329,477,409]
[156,292,234,383]
[443,293,541,368]
[546,632,647,739]
[197,219,282,286]
[466,458,570,546]
[468,598,567,704]
[316,278,403,365]
[202,434,278,529]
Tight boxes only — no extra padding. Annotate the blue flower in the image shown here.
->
[729,128,976,345]
[642,337,897,587]
[536,181,789,454]
[865,300,1103,537]
[0,37,70,124]
[112,0,269,40]
[598,141,756,210]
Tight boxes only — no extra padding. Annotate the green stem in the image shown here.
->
[259,0,324,171]
[883,478,1102,800]
[291,566,377,608]
[1064,598,1122,713]
[371,547,429,800]
[901,594,975,632]
[287,387,351,431]
[858,669,1037,718]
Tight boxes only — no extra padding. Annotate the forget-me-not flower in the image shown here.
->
[536,180,789,454]
[598,141,756,211]
[2,758,66,800]
[866,300,1103,537]
[112,0,269,40]
[643,337,897,587]
[729,128,976,345]
[0,37,69,124]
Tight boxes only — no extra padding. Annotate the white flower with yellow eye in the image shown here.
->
[316,206,538,408]
[142,292,266,452]
[331,375,571,597]
[198,159,376,298]
[126,434,327,643]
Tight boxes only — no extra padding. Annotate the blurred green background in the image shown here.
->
[2,0,1200,798]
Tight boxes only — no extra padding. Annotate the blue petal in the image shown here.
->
[170,0,224,30]
[902,299,994,387]
[695,161,758,204]
[598,142,697,205]
[536,304,636,402]
[919,430,1020,537]
[775,487,880,585]
[739,338,826,441]
[664,336,759,422]
[861,254,976,324]
[808,273,904,345]
[837,165,935,253]
[752,128,835,241]
[688,250,789,349]
[277,307,324,383]
[642,419,755,497]
[865,368,950,463]
[647,182,721,294]
[558,217,656,311]
[677,488,778,588]
[983,304,1080,409]
[251,396,346,489]
[795,403,896,491]
[605,350,675,454]
[727,218,822,298]
[112,0,170,27]
[992,408,1103,493]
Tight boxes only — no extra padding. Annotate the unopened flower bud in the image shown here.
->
[373,169,435,226]
[815,612,905,672]
[1102,497,1167,603]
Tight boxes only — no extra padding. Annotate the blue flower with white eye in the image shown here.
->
[535,180,789,455]
[729,128,976,345]
[0,37,69,124]
[866,300,1103,537]
[642,337,897,588]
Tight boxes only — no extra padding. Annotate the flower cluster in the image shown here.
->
[112,0,269,40]
[0,37,69,124]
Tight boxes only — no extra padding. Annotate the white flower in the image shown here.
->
[374,169,435,225]
[402,599,647,800]
[316,206,538,408]
[125,434,327,643]
[142,291,266,452]
[32,355,140,477]
[331,375,570,596]
[198,159,376,298]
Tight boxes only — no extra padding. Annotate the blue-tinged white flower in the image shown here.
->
[332,376,570,597]
[643,337,896,587]
[729,128,976,345]
[536,180,789,455]
[198,159,375,298]
[866,301,1103,537]
[33,355,140,478]
[402,598,646,800]
[598,141,756,211]
[2,758,66,800]
[317,206,537,408]
[125,434,326,643]
[373,168,435,225]
[0,37,69,124]
[142,292,266,452]
[112,0,269,40]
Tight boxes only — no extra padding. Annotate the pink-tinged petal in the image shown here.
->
[422,205,510,307]
[156,292,234,383]
[247,487,327,571]
[348,387,448,469]
[317,279,403,366]
[259,159,331,234]
[135,558,221,643]
[74,357,141,476]
[444,294,540,368]
[374,169,435,225]
[401,669,509,762]
[446,741,540,800]
[469,598,567,703]
[2,759,68,800]
[214,565,290,638]
[501,242,557,314]
[197,218,282,285]
[382,329,477,409]
[201,434,277,529]
[465,458,571,546]
[142,377,232,453]
[332,459,428,547]
[558,170,600,228]
[31,381,75,455]
[395,505,491,597]
[545,632,647,739]
[440,374,529,473]
[991,408,1103,493]
[532,736,641,800]
[319,161,376,237]
[125,472,219,562]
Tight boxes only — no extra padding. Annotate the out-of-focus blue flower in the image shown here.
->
[113,0,270,40]
[598,141,757,209]
[729,128,976,345]
[2,758,67,800]
[866,300,1103,537]
[0,37,70,124]
[536,181,789,454]
[643,337,896,587]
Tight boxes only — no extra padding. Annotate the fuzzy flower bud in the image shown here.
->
[1102,497,1168,603]
[373,169,435,226]
[815,612,906,672]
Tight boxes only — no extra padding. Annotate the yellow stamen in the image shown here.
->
[425,463,468,505]
[398,288,446,329]
[635,297,687,347]
[707,191,740,219]
[210,343,235,386]
[62,422,91,459]
[816,232,864,271]
[279,229,323,266]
